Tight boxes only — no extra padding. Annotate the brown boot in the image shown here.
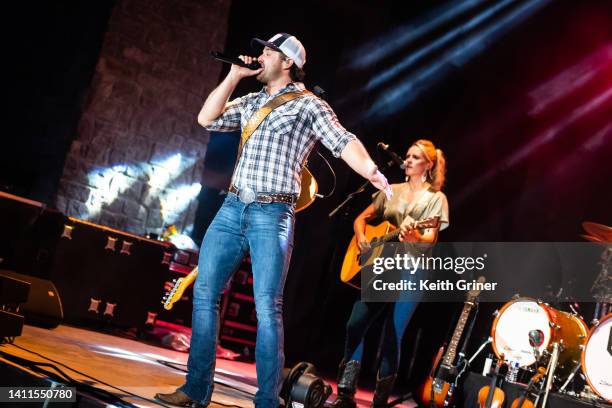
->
[154,389,206,407]
[331,360,361,408]
[371,374,396,408]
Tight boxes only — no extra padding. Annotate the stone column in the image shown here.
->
[55,0,231,235]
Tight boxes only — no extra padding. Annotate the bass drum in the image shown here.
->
[582,313,612,402]
[491,298,588,378]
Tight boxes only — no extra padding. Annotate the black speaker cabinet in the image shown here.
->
[0,269,62,329]
[49,218,176,330]
[0,191,44,269]
[0,270,30,305]
[0,310,24,337]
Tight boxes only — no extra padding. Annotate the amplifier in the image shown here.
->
[49,218,176,330]
[0,310,24,338]
[0,191,44,270]
[0,271,30,305]
[0,271,30,338]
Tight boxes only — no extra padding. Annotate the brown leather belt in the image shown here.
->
[229,185,297,205]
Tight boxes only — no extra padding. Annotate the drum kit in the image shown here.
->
[485,222,611,404]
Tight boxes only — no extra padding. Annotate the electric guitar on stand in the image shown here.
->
[417,277,486,407]
[162,267,199,310]
[339,216,440,289]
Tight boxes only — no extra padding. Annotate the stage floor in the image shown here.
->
[1,324,417,407]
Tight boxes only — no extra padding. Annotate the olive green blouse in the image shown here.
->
[371,183,449,230]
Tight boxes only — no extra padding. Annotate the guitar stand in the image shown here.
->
[467,337,493,367]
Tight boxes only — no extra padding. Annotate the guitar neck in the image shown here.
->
[381,229,401,242]
[378,219,435,243]
[442,301,474,367]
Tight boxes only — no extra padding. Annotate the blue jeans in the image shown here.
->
[344,300,418,378]
[179,193,295,407]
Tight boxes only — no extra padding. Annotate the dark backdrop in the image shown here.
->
[219,0,612,385]
[4,0,611,389]
[4,0,115,203]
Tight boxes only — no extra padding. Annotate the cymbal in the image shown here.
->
[582,221,612,242]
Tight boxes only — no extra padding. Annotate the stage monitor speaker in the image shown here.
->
[0,270,63,329]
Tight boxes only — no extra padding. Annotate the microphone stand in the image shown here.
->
[469,337,493,367]
[328,159,395,218]
[539,342,560,408]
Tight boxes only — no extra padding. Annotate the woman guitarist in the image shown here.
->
[332,139,449,408]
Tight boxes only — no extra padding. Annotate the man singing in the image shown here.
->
[156,32,391,408]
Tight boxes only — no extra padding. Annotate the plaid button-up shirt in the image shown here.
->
[206,82,356,195]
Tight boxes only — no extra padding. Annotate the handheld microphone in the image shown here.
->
[210,51,261,70]
[377,143,406,169]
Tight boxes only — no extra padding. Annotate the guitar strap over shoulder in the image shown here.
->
[237,90,311,159]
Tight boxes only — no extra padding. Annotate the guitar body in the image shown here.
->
[417,279,486,407]
[340,221,396,289]
[418,346,457,408]
[478,386,505,408]
[510,398,535,408]
[419,375,453,407]
[296,166,318,213]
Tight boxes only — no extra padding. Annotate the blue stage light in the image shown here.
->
[349,0,487,70]
[366,0,552,121]
[364,0,516,92]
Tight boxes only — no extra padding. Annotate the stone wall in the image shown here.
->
[55,0,231,235]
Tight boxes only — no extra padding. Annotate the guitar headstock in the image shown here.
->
[160,267,199,311]
[162,278,183,310]
[467,276,486,300]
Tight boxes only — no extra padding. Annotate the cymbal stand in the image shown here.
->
[591,246,611,324]
[559,362,581,393]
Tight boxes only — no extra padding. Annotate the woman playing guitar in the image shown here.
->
[332,139,449,408]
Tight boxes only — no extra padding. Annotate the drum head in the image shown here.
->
[582,314,612,402]
[492,299,552,367]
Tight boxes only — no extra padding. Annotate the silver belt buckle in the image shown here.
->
[238,186,256,204]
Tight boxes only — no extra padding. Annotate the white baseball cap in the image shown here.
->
[252,33,307,68]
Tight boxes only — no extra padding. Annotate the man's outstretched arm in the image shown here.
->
[341,139,392,198]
